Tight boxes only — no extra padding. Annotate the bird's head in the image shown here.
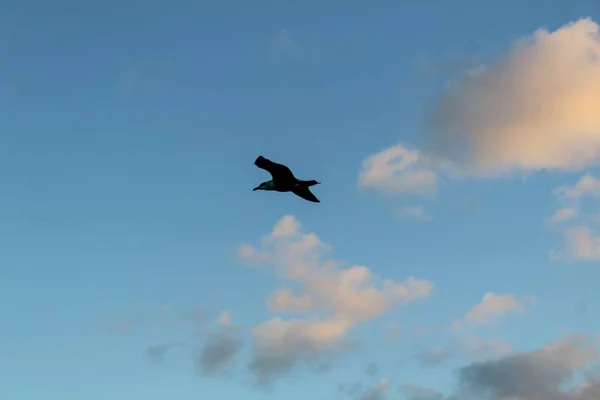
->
[253,181,271,191]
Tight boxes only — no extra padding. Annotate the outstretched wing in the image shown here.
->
[292,186,320,203]
[254,156,295,181]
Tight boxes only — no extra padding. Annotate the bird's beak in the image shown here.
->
[252,186,260,191]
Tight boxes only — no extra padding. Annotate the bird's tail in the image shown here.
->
[299,179,320,187]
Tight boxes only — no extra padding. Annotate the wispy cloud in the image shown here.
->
[144,342,185,364]
[397,205,432,221]
[549,174,600,261]
[107,315,137,334]
[358,144,439,195]
[268,29,320,64]
[452,292,524,329]
[116,64,140,99]
[417,347,453,366]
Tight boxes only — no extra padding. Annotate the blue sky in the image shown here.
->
[2,1,600,399]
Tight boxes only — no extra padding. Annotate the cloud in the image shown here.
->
[249,315,354,386]
[239,216,434,321]
[358,144,439,195]
[269,29,298,60]
[416,336,514,373]
[217,311,232,327]
[561,227,600,260]
[266,289,314,313]
[401,383,456,400]
[268,28,319,63]
[459,333,598,400]
[385,324,402,343]
[144,342,184,364]
[196,327,243,376]
[361,18,600,194]
[453,292,523,329]
[397,205,432,221]
[549,174,600,260]
[549,207,578,224]
[238,215,434,385]
[418,347,453,366]
[554,174,600,200]
[107,315,136,334]
[412,53,483,86]
[423,18,600,176]
[462,336,515,362]
[365,362,379,377]
[360,379,391,400]
[404,333,599,400]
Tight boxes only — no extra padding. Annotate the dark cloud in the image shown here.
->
[401,383,455,400]
[196,328,242,376]
[249,335,355,388]
[459,333,597,400]
[403,333,599,400]
[144,342,184,364]
[249,347,300,387]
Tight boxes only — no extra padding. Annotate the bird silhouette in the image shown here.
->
[252,156,321,203]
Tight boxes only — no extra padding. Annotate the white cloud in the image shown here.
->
[549,207,578,224]
[239,216,433,321]
[549,174,600,261]
[424,18,600,176]
[238,215,433,385]
[358,144,438,195]
[360,18,600,194]
[453,292,523,329]
[397,205,432,221]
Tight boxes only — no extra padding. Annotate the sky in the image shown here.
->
[2,0,600,399]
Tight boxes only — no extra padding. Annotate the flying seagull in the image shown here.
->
[252,155,321,203]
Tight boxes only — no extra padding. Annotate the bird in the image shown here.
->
[252,155,321,203]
